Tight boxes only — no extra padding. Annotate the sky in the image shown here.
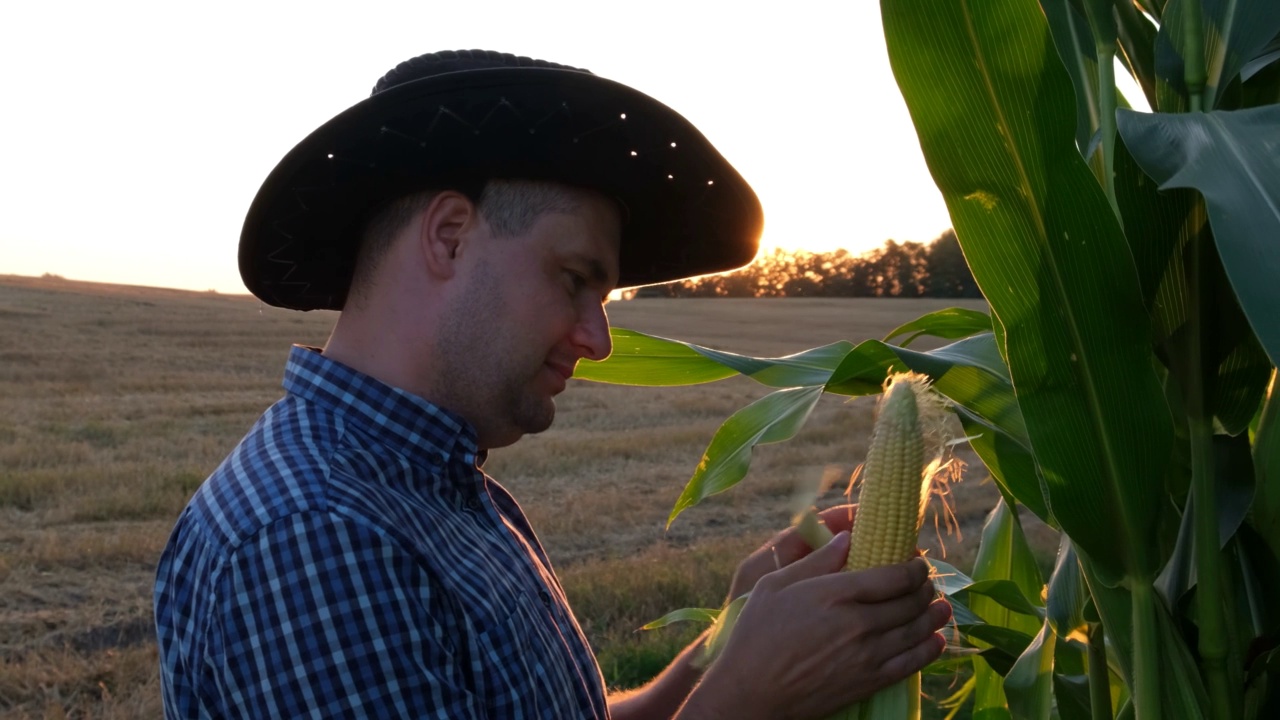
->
[2,1,958,295]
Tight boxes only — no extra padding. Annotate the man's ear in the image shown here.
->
[417,191,481,279]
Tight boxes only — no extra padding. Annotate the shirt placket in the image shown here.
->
[459,463,605,719]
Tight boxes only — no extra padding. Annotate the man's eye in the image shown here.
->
[565,270,588,293]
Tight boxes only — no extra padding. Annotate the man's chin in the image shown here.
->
[515,399,557,437]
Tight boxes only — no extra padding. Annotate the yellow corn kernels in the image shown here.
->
[846,372,933,572]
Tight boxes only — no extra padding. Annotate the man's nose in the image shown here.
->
[574,301,612,361]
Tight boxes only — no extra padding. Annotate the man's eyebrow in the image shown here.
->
[570,254,616,289]
[586,258,613,286]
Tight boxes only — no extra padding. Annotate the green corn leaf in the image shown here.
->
[1080,553,1212,718]
[1052,673,1094,720]
[956,412,1051,526]
[925,560,987,628]
[969,649,1022,686]
[1133,0,1163,21]
[1212,328,1273,436]
[640,606,720,630]
[965,497,1047,714]
[1053,636,1088,678]
[1231,520,1280,648]
[593,326,1051,527]
[1155,482,1196,611]
[1004,619,1057,719]
[667,386,825,528]
[929,558,977,595]
[1113,0,1160,108]
[1217,433,1260,544]
[689,341,855,388]
[971,500,1046,633]
[956,580,1046,621]
[1039,0,1102,154]
[573,329,736,386]
[950,592,986,629]
[697,593,748,669]
[1114,129,1269,440]
[1153,0,1280,111]
[1117,105,1280,369]
[1046,536,1088,637]
[882,306,993,347]
[1157,597,1212,717]
[962,624,1038,664]
[574,328,854,388]
[1111,133,1194,345]
[828,333,1051,521]
[1241,34,1280,81]
[1156,432,1259,611]
[1244,647,1280,717]
[1255,371,1280,560]
[1114,104,1273,435]
[893,335,1029,443]
[1077,553,1138,696]
[884,0,1173,586]
[824,339,902,397]
[923,654,980,676]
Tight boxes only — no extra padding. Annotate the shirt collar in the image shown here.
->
[282,345,481,469]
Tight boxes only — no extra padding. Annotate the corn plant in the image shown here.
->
[577,0,1279,717]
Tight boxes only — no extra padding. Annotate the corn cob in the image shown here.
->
[829,372,942,720]
[846,372,932,572]
[701,372,946,718]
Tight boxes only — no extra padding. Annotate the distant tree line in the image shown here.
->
[636,229,981,299]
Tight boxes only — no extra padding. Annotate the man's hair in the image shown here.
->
[348,180,583,300]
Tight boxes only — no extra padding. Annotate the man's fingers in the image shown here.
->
[850,576,938,632]
[759,531,850,589]
[843,557,932,604]
[760,503,876,572]
[874,598,953,663]
[874,631,948,687]
[816,504,857,535]
[767,504,858,569]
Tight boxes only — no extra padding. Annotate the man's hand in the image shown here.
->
[681,522,951,720]
[726,505,857,601]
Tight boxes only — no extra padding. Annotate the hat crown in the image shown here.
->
[371,49,590,96]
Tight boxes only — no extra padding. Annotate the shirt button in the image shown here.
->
[466,496,482,512]
[539,590,552,608]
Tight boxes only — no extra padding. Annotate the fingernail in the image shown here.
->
[933,600,953,625]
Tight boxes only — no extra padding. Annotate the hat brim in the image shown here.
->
[239,67,763,310]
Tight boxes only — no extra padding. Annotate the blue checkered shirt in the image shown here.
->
[155,346,609,719]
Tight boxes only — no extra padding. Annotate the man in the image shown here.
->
[155,49,950,719]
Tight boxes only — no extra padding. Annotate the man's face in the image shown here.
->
[437,191,621,449]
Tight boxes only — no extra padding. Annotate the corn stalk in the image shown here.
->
[575,0,1280,716]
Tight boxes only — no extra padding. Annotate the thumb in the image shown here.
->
[764,530,850,588]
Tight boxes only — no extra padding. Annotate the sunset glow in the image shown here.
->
[1,1,1143,295]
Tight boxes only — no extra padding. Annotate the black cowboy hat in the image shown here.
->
[239,49,764,311]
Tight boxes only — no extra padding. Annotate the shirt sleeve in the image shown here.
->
[204,510,483,719]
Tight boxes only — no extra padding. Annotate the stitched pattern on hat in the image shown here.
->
[373,50,589,95]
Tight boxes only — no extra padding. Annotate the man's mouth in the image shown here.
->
[546,360,575,381]
[545,360,576,394]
